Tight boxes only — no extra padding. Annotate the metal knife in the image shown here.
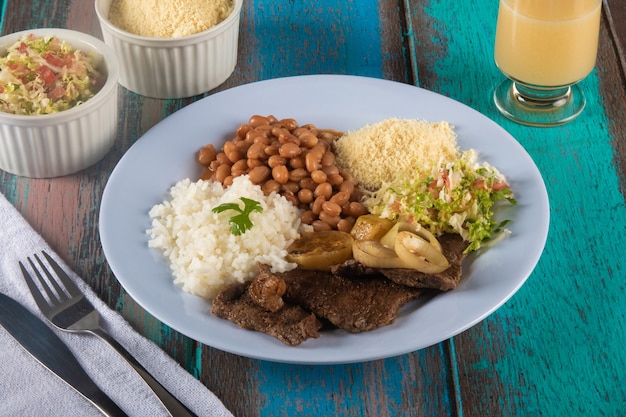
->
[0,292,128,417]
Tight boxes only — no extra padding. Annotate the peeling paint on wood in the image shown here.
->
[1,0,624,415]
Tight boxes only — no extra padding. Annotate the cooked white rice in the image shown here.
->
[147,175,302,299]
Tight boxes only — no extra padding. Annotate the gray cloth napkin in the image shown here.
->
[0,192,233,417]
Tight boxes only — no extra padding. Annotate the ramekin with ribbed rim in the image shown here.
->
[0,28,119,178]
[95,0,242,99]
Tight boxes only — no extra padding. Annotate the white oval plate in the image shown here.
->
[100,75,549,364]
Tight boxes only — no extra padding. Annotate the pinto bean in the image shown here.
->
[198,144,216,166]
[236,124,251,139]
[279,142,301,159]
[311,196,325,215]
[249,166,271,185]
[301,210,317,225]
[247,142,268,160]
[247,158,265,169]
[322,165,339,176]
[289,168,308,182]
[197,116,368,232]
[321,151,335,167]
[312,220,333,232]
[249,115,270,128]
[231,159,248,173]
[283,190,299,206]
[299,131,319,148]
[305,152,322,173]
[272,165,289,184]
[262,179,281,194]
[346,202,368,217]
[313,182,332,200]
[310,169,327,184]
[319,211,341,227]
[327,174,344,186]
[330,191,350,206]
[223,176,234,187]
[339,180,355,195]
[216,152,230,165]
[297,188,314,204]
[288,156,305,169]
[278,131,299,145]
[282,181,300,194]
[278,118,299,130]
[268,155,286,168]
[224,146,243,164]
[299,177,317,191]
[235,139,251,151]
[264,143,280,156]
[337,217,356,233]
[215,164,231,183]
[321,201,342,218]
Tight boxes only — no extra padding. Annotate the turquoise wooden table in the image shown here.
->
[1,0,625,415]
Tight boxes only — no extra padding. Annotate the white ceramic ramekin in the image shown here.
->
[95,0,242,99]
[0,28,119,178]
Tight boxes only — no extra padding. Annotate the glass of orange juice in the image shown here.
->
[493,0,602,126]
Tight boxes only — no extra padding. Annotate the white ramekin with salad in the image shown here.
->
[0,29,119,178]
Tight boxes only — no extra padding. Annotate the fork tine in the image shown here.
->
[19,260,54,310]
[41,251,82,298]
[32,254,70,303]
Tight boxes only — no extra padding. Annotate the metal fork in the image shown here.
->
[19,251,197,417]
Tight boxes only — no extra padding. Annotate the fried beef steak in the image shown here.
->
[278,268,422,333]
[212,264,423,344]
[212,233,469,345]
[211,275,322,346]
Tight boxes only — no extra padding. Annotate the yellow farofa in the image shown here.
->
[109,0,234,38]
[334,118,460,191]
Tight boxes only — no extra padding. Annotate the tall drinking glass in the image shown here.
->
[493,0,602,126]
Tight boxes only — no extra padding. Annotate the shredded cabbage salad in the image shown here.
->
[364,150,517,252]
[0,34,105,115]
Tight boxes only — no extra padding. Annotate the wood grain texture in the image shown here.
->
[602,0,626,199]
[0,0,202,381]
[1,0,625,416]
[605,0,626,78]
[408,1,626,416]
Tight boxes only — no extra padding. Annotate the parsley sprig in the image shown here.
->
[212,197,263,236]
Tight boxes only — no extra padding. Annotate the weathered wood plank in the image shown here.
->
[1,0,456,415]
[0,0,201,380]
[409,1,626,416]
[602,0,626,197]
[197,1,458,415]
[2,0,625,415]
[605,0,626,78]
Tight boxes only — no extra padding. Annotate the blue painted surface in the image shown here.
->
[242,0,626,415]
[257,357,446,417]
[244,0,384,80]
[0,1,6,30]
[1,0,624,415]
[248,1,401,415]
[417,1,626,415]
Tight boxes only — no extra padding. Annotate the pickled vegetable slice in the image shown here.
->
[394,231,449,274]
[352,239,406,269]
[350,214,394,241]
[379,221,442,252]
[286,231,353,270]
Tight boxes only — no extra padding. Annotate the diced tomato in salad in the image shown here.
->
[36,65,57,84]
[365,149,516,253]
[0,34,105,115]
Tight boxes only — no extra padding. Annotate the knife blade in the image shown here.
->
[0,292,128,417]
